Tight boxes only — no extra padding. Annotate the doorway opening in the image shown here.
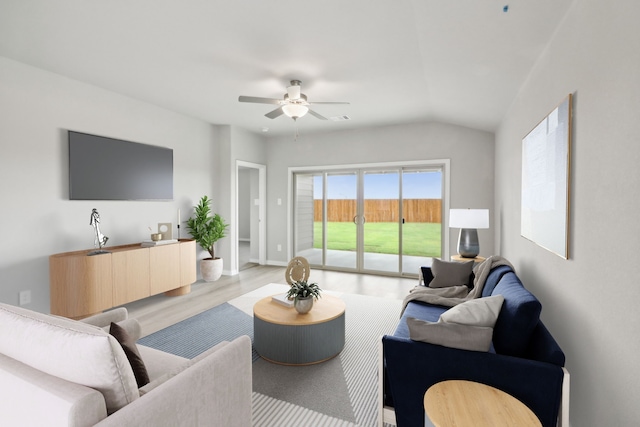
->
[236,161,266,272]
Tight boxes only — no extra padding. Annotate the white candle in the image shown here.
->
[178,209,181,225]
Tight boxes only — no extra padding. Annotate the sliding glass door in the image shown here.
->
[401,169,443,274]
[325,172,358,270]
[362,170,400,273]
[293,163,444,277]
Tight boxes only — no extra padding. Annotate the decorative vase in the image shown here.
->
[294,296,314,314]
[200,258,223,282]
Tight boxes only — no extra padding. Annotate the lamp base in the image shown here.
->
[457,228,480,258]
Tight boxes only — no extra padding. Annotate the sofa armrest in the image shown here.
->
[383,335,564,427]
[95,335,252,427]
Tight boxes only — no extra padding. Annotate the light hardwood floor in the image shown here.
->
[122,265,418,337]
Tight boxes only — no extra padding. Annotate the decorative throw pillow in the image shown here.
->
[428,258,474,288]
[439,295,504,328]
[407,317,494,352]
[110,322,150,388]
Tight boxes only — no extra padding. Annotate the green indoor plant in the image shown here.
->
[286,280,322,314]
[186,195,229,282]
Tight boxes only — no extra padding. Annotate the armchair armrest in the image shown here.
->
[382,335,565,427]
[79,308,141,341]
[96,335,252,427]
[0,352,107,427]
[80,308,128,327]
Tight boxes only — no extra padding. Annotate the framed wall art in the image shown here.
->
[521,94,572,259]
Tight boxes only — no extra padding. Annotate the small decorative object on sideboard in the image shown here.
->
[88,208,110,256]
[286,280,322,314]
[186,195,229,282]
[157,222,173,240]
[149,227,163,241]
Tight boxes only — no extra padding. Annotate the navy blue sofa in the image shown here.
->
[379,264,569,427]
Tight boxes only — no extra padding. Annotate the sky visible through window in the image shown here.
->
[313,171,442,199]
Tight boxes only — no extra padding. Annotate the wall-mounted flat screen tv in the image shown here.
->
[69,131,173,200]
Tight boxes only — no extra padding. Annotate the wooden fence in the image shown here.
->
[313,199,442,223]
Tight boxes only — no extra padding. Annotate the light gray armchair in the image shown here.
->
[0,303,252,427]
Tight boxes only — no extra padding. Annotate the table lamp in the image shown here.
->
[449,209,489,258]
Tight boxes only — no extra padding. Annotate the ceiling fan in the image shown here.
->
[238,80,349,121]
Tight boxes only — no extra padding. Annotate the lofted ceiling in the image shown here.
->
[0,0,574,137]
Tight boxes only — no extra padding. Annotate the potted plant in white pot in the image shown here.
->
[186,195,229,282]
[286,280,322,314]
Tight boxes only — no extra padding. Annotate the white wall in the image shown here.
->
[495,0,640,425]
[265,121,495,265]
[0,57,216,313]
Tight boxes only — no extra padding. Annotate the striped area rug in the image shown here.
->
[139,283,401,427]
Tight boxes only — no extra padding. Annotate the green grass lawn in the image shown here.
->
[313,222,441,257]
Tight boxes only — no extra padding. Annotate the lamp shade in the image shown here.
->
[449,209,489,229]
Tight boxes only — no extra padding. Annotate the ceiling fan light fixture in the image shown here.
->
[282,103,309,119]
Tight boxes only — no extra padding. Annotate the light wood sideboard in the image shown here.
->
[50,239,196,319]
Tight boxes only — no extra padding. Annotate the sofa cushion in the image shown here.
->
[407,318,494,352]
[137,344,189,382]
[490,272,542,357]
[0,303,139,414]
[109,322,150,388]
[439,295,504,328]
[429,258,474,288]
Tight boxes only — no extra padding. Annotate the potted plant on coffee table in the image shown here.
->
[186,195,229,282]
[286,280,322,314]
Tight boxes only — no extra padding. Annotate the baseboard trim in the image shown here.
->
[267,260,288,267]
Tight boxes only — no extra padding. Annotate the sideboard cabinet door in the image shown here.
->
[50,252,113,319]
[150,244,181,294]
[180,239,197,286]
[112,248,150,307]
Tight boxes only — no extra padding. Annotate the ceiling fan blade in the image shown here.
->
[238,96,282,105]
[307,101,350,105]
[265,107,284,119]
[308,109,328,120]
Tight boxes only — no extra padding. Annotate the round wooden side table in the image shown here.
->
[424,380,541,427]
[253,294,345,365]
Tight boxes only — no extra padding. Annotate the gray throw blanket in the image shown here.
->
[400,255,514,316]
